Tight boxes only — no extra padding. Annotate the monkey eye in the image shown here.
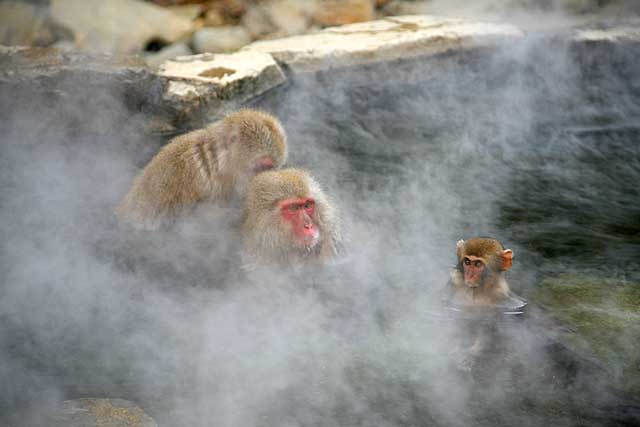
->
[463,258,471,266]
[288,204,300,212]
[303,200,314,209]
[474,260,483,268]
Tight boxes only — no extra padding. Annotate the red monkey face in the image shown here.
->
[279,198,320,249]
[462,256,486,288]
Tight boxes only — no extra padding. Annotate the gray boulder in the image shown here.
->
[158,50,286,120]
[192,26,252,54]
[50,0,193,54]
[145,42,193,69]
[0,1,72,47]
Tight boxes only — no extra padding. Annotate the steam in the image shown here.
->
[2,15,639,427]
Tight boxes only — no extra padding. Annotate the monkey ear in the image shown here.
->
[501,249,513,271]
[456,239,465,258]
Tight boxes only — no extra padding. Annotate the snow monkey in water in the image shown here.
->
[241,168,340,269]
[116,109,288,229]
[445,237,516,372]
[448,237,514,306]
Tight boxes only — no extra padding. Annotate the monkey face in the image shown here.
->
[462,256,487,288]
[279,197,320,250]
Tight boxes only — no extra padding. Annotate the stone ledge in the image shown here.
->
[574,25,640,43]
[158,50,286,120]
[242,15,524,71]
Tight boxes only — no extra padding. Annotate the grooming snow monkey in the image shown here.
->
[117,109,288,229]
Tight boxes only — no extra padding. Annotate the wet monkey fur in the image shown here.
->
[449,237,514,306]
[116,109,288,229]
[241,168,340,269]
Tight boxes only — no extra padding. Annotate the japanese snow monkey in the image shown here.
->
[446,237,516,372]
[116,109,288,229]
[449,237,514,306]
[240,168,340,269]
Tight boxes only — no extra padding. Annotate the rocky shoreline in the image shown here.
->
[3,14,639,129]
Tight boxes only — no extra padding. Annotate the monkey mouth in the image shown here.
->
[465,281,480,288]
[296,234,319,251]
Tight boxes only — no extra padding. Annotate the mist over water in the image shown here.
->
[2,27,640,427]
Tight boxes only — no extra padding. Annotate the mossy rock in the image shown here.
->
[530,274,640,394]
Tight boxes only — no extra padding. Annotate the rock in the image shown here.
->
[244,15,524,71]
[0,1,72,47]
[203,8,227,27]
[381,0,430,17]
[573,23,640,43]
[192,26,252,53]
[166,4,204,21]
[158,50,286,120]
[0,2,45,46]
[0,45,285,127]
[51,40,77,51]
[145,42,193,69]
[50,0,193,54]
[48,398,157,427]
[241,4,279,39]
[260,0,318,37]
[0,46,177,131]
[0,46,149,83]
[205,0,248,25]
[313,0,376,27]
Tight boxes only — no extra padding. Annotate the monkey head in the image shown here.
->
[456,237,513,288]
[222,109,288,191]
[242,168,340,266]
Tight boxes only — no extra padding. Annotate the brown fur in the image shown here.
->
[450,237,512,306]
[116,109,288,229]
[241,168,340,269]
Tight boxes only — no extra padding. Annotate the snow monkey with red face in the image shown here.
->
[117,109,288,229]
[241,168,340,269]
[449,237,514,306]
[446,237,516,372]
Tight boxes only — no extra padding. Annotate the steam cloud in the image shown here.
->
[2,15,639,427]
